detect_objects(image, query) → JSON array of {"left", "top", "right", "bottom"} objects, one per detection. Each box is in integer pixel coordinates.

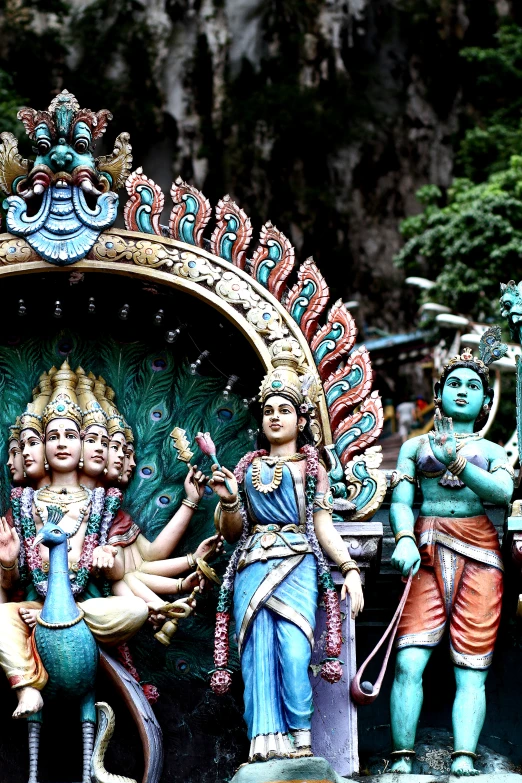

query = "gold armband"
[
  {"left": 395, "top": 530, "right": 416, "bottom": 544},
  {"left": 182, "top": 498, "right": 199, "bottom": 510},
  {"left": 390, "top": 471, "right": 416, "bottom": 489},
  {"left": 1, "top": 560, "right": 16, "bottom": 571},
  {"left": 491, "top": 463, "right": 515, "bottom": 479},
  {"left": 313, "top": 488, "right": 334, "bottom": 514},
  {"left": 186, "top": 552, "right": 196, "bottom": 569}
]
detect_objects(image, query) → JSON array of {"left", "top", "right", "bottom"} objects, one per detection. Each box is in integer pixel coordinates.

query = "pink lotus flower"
[
  {"left": 195, "top": 431, "right": 233, "bottom": 494},
  {"left": 195, "top": 431, "right": 216, "bottom": 457}
]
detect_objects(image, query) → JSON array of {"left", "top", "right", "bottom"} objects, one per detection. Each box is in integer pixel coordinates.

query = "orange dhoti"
[{"left": 396, "top": 516, "right": 503, "bottom": 670}]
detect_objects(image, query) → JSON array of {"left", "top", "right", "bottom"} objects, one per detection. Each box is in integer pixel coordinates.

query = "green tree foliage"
[
  {"left": 459, "top": 24, "right": 522, "bottom": 180},
  {"left": 395, "top": 24, "right": 522, "bottom": 319},
  {"left": 396, "top": 157, "right": 522, "bottom": 317}
]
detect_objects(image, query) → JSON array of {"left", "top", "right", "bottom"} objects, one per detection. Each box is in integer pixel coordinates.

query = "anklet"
[
  {"left": 451, "top": 751, "right": 478, "bottom": 759},
  {"left": 390, "top": 749, "right": 415, "bottom": 757}
]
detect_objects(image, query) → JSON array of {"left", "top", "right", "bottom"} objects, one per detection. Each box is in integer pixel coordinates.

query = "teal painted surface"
[{"left": 388, "top": 364, "right": 513, "bottom": 775}]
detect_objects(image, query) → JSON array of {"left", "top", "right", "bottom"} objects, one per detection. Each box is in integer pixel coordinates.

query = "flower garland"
[
  {"left": 210, "top": 444, "right": 344, "bottom": 694},
  {"left": 99, "top": 487, "right": 123, "bottom": 546},
  {"left": 18, "top": 486, "right": 106, "bottom": 597}
]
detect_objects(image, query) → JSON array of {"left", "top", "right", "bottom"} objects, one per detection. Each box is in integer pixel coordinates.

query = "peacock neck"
[{"left": 40, "top": 540, "right": 80, "bottom": 624}]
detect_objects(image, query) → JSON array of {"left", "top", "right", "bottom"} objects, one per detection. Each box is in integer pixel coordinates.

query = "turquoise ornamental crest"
[{"left": 0, "top": 90, "right": 132, "bottom": 266}]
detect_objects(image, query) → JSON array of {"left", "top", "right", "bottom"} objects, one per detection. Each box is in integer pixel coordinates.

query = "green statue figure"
[{"left": 388, "top": 332, "right": 513, "bottom": 776}]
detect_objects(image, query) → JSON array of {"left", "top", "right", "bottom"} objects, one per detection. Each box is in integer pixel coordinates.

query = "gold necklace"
[
  {"left": 251, "top": 454, "right": 305, "bottom": 494},
  {"left": 37, "top": 485, "right": 89, "bottom": 506}
]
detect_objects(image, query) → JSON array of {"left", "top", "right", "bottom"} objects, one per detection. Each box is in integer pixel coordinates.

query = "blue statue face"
[
  {"left": 441, "top": 368, "right": 487, "bottom": 423},
  {"left": 33, "top": 120, "right": 95, "bottom": 174}
]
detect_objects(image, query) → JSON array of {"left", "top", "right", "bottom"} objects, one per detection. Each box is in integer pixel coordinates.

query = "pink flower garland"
[
  {"left": 322, "top": 589, "right": 343, "bottom": 683},
  {"left": 210, "top": 612, "right": 232, "bottom": 694}
]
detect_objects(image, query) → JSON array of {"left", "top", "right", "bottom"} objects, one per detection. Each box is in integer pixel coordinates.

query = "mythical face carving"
[
  {"left": 500, "top": 280, "right": 522, "bottom": 341},
  {"left": 0, "top": 90, "right": 132, "bottom": 265}
]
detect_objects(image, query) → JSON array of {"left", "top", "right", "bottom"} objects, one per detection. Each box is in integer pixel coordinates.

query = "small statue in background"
[
  {"left": 388, "top": 330, "right": 513, "bottom": 776},
  {"left": 209, "top": 346, "right": 364, "bottom": 763}
]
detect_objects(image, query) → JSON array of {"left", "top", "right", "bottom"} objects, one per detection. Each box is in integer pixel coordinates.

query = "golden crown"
[
  {"left": 8, "top": 417, "right": 20, "bottom": 443},
  {"left": 259, "top": 342, "right": 319, "bottom": 412},
  {"left": 42, "top": 360, "right": 82, "bottom": 429},
  {"left": 76, "top": 367, "right": 108, "bottom": 431},
  {"left": 95, "top": 379, "right": 126, "bottom": 437}
]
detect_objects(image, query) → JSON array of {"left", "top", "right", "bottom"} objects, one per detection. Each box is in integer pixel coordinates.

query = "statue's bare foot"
[
  {"left": 19, "top": 608, "right": 40, "bottom": 628},
  {"left": 390, "top": 757, "right": 413, "bottom": 774},
  {"left": 451, "top": 756, "right": 479, "bottom": 776},
  {"left": 12, "top": 687, "right": 43, "bottom": 719}
]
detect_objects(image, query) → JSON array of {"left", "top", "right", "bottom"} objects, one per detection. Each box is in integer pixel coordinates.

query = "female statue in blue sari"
[{"left": 209, "top": 345, "right": 364, "bottom": 763}]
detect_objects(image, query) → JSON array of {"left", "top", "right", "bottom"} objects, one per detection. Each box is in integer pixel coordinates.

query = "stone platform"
[
  {"left": 358, "top": 776, "right": 522, "bottom": 783},
  {"left": 230, "top": 756, "right": 345, "bottom": 783}
]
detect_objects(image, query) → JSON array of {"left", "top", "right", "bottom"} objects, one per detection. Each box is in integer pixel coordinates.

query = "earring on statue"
[
  {"left": 103, "top": 467, "right": 108, "bottom": 475},
  {"left": 299, "top": 424, "right": 304, "bottom": 431},
  {"left": 78, "top": 446, "right": 84, "bottom": 470},
  {"left": 44, "top": 460, "right": 49, "bottom": 472}
]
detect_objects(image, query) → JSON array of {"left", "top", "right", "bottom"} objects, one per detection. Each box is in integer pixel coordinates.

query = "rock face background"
[{"left": 1, "top": 0, "right": 520, "bottom": 332}]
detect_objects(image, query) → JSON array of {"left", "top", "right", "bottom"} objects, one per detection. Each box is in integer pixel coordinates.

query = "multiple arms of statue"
[
  {"left": 0, "top": 516, "right": 20, "bottom": 588},
  {"left": 136, "top": 465, "right": 207, "bottom": 561},
  {"left": 209, "top": 464, "right": 241, "bottom": 542}
]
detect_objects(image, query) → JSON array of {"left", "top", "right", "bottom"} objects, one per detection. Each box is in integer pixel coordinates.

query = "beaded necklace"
[
  {"left": 17, "top": 486, "right": 105, "bottom": 596},
  {"left": 35, "top": 485, "right": 93, "bottom": 550}
]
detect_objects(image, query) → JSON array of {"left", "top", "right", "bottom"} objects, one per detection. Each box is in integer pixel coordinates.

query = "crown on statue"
[
  {"left": 442, "top": 347, "right": 488, "bottom": 379},
  {"left": 95, "top": 379, "right": 126, "bottom": 437},
  {"left": 42, "top": 360, "right": 82, "bottom": 429},
  {"left": 259, "top": 342, "right": 319, "bottom": 413},
  {"left": 19, "top": 373, "right": 53, "bottom": 436},
  {"left": 76, "top": 367, "right": 108, "bottom": 431},
  {"left": 8, "top": 417, "right": 20, "bottom": 443}
]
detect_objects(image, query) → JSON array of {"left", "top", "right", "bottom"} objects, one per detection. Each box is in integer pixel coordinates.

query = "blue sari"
[{"left": 234, "top": 459, "right": 318, "bottom": 761}]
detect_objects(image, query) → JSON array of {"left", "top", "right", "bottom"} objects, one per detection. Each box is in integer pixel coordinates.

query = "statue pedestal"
[{"left": 230, "top": 756, "right": 345, "bottom": 783}]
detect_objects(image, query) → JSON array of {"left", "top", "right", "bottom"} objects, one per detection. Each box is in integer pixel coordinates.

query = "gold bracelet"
[
  {"left": 395, "top": 530, "right": 416, "bottom": 544},
  {"left": 186, "top": 552, "right": 196, "bottom": 569},
  {"left": 177, "top": 577, "right": 184, "bottom": 593},
  {"left": 339, "top": 560, "right": 360, "bottom": 576},
  {"left": 448, "top": 455, "right": 467, "bottom": 476},
  {"left": 182, "top": 498, "right": 199, "bottom": 510},
  {"left": 220, "top": 497, "right": 240, "bottom": 513},
  {"left": 1, "top": 560, "right": 17, "bottom": 571}
]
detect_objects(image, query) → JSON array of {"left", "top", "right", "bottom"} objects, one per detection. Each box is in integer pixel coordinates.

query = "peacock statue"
[{"left": 30, "top": 504, "right": 137, "bottom": 783}]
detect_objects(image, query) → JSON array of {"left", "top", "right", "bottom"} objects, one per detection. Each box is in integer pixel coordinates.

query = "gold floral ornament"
[
  {"left": 0, "top": 236, "right": 39, "bottom": 264},
  {"left": 96, "top": 132, "right": 133, "bottom": 191},
  {"left": 91, "top": 234, "right": 180, "bottom": 268},
  {"left": 172, "top": 252, "right": 221, "bottom": 285},
  {"left": 0, "top": 132, "right": 29, "bottom": 195},
  {"left": 216, "top": 271, "right": 286, "bottom": 340}
]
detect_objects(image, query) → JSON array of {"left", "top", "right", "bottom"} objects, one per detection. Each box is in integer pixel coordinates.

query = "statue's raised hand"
[
  {"left": 184, "top": 464, "right": 208, "bottom": 503},
  {"left": 209, "top": 464, "right": 238, "bottom": 502},
  {"left": 0, "top": 516, "right": 20, "bottom": 568},
  {"left": 428, "top": 409, "right": 457, "bottom": 467}
]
